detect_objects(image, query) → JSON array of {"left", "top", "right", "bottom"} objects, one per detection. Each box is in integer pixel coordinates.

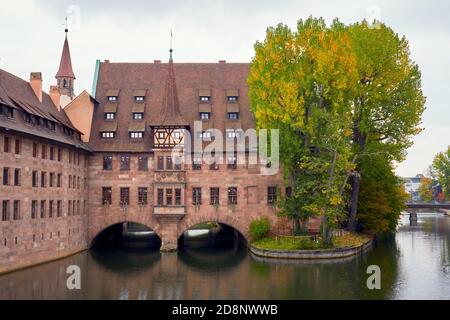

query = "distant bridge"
[{"left": 405, "top": 202, "right": 450, "bottom": 221}]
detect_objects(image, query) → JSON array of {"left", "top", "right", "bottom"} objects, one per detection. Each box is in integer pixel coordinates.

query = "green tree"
[
  {"left": 418, "top": 176, "right": 433, "bottom": 202},
  {"left": 431, "top": 146, "right": 450, "bottom": 200},
  {"left": 346, "top": 21, "right": 426, "bottom": 231},
  {"left": 248, "top": 17, "right": 356, "bottom": 244},
  {"left": 358, "top": 154, "right": 407, "bottom": 234}
]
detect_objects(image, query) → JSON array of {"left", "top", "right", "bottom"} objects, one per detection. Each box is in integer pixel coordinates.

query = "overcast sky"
[{"left": 0, "top": 0, "right": 449, "bottom": 177}]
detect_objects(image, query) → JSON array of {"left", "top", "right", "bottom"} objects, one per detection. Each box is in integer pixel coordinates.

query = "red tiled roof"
[
  {"left": 149, "top": 54, "right": 189, "bottom": 127},
  {"left": 89, "top": 60, "right": 251, "bottom": 152},
  {"left": 55, "top": 36, "right": 75, "bottom": 79},
  {"left": 0, "top": 69, "right": 89, "bottom": 150}
]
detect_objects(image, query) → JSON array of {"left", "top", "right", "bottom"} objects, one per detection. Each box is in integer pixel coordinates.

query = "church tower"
[{"left": 55, "top": 27, "right": 76, "bottom": 107}]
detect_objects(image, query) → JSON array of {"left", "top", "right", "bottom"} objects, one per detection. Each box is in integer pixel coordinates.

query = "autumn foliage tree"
[
  {"left": 248, "top": 18, "right": 357, "bottom": 244},
  {"left": 346, "top": 21, "right": 426, "bottom": 230},
  {"left": 248, "top": 17, "right": 425, "bottom": 237}
]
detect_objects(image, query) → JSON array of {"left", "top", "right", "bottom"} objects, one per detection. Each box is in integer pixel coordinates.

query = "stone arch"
[
  {"left": 177, "top": 213, "right": 249, "bottom": 242},
  {"left": 89, "top": 220, "right": 162, "bottom": 247}
]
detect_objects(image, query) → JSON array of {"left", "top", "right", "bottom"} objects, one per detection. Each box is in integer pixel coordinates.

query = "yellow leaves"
[{"left": 329, "top": 196, "right": 343, "bottom": 206}]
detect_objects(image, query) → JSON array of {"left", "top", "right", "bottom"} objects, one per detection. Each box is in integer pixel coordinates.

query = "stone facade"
[
  {"left": 86, "top": 150, "right": 286, "bottom": 251},
  {"left": 0, "top": 132, "right": 89, "bottom": 274}
]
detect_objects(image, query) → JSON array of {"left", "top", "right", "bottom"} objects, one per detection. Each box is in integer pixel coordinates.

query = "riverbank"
[{"left": 249, "top": 233, "right": 373, "bottom": 259}]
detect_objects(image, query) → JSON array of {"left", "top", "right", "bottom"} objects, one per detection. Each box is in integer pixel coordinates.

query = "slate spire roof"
[
  {"left": 150, "top": 49, "right": 189, "bottom": 127},
  {"left": 55, "top": 30, "right": 76, "bottom": 79}
]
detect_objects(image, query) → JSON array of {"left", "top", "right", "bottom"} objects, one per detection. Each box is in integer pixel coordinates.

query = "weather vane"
[
  {"left": 169, "top": 30, "right": 173, "bottom": 59},
  {"left": 64, "top": 16, "right": 68, "bottom": 34}
]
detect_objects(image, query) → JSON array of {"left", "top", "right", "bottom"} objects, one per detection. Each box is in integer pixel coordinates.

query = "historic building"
[
  {"left": 0, "top": 31, "right": 90, "bottom": 273},
  {"left": 0, "top": 30, "right": 311, "bottom": 274}
]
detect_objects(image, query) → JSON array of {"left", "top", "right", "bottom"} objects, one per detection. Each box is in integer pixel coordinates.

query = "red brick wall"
[{"left": 86, "top": 151, "right": 286, "bottom": 248}]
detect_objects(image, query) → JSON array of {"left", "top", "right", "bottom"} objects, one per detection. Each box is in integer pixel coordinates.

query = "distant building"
[{"left": 403, "top": 174, "right": 424, "bottom": 201}]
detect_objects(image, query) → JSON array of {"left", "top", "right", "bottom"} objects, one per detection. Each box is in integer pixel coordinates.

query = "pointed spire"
[
  {"left": 55, "top": 28, "right": 75, "bottom": 79},
  {"left": 151, "top": 47, "right": 188, "bottom": 127}
]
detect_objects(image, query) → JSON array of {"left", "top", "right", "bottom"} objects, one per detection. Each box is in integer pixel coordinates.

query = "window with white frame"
[
  {"left": 105, "top": 113, "right": 115, "bottom": 120},
  {"left": 135, "top": 96, "right": 145, "bottom": 102},
  {"left": 228, "top": 112, "right": 239, "bottom": 120},
  {"left": 133, "top": 112, "right": 143, "bottom": 120},
  {"left": 101, "top": 132, "right": 115, "bottom": 138},
  {"left": 200, "top": 131, "right": 211, "bottom": 141},
  {"left": 199, "top": 96, "right": 210, "bottom": 102},
  {"left": 227, "top": 96, "right": 238, "bottom": 102},
  {"left": 200, "top": 112, "right": 210, "bottom": 120},
  {"left": 130, "top": 132, "right": 143, "bottom": 139},
  {"left": 107, "top": 96, "right": 118, "bottom": 101}
]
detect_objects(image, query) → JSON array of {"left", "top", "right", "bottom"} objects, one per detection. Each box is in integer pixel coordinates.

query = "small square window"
[
  {"left": 101, "top": 132, "right": 115, "bottom": 139},
  {"left": 228, "top": 112, "right": 239, "bottom": 120},
  {"left": 199, "top": 96, "right": 210, "bottom": 102},
  {"left": 133, "top": 113, "right": 143, "bottom": 120},
  {"left": 227, "top": 96, "right": 238, "bottom": 102},
  {"left": 108, "top": 96, "right": 118, "bottom": 101},
  {"left": 200, "top": 112, "right": 210, "bottom": 120},
  {"left": 130, "top": 132, "right": 143, "bottom": 139},
  {"left": 135, "top": 96, "right": 145, "bottom": 102},
  {"left": 105, "top": 113, "right": 115, "bottom": 120},
  {"left": 200, "top": 131, "right": 211, "bottom": 141}
]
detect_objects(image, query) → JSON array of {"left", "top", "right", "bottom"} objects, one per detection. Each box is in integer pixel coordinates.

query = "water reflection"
[{"left": 0, "top": 214, "right": 449, "bottom": 299}]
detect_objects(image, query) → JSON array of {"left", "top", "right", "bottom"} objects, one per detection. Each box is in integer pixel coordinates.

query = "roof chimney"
[
  {"left": 30, "top": 72, "right": 43, "bottom": 102},
  {"left": 49, "top": 85, "right": 61, "bottom": 111}
]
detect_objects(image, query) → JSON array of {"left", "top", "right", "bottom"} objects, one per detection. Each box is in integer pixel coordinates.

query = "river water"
[{"left": 1, "top": 214, "right": 449, "bottom": 299}]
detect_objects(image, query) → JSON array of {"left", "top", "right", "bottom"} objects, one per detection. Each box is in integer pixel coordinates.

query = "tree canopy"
[{"left": 248, "top": 17, "right": 425, "bottom": 237}]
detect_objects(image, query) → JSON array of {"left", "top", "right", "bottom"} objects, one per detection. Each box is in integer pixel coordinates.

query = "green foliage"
[
  {"left": 348, "top": 21, "right": 426, "bottom": 161},
  {"left": 248, "top": 17, "right": 426, "bottom": 237},
  {"left": 431, "top": 146, "right": 450, "bottom": 200},
  {"left": 418, "top": 177, "right": 433, "bottom": 202},
  {"left": 252, "top": 233, "right": 369, "bottom": 250},
  {"left": 357, "top": 155, "right": 408, "bottom": 234},
  {"left": 253, "top": 237, "right": 322, "bottom": 250},
  {"left": 249, "top": 218, "right": 271, "bottom": 242},
  {"left": 248, "top": 17, "right": 356, "bottom": 243}
]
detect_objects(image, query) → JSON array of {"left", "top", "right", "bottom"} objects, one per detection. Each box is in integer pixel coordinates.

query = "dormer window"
[
  {"left": 133, "top": 112, "right": 143, "bottom": 120},
  {"left": 133, "top": 90, "right": 146, "bottom": 102},
  {"left": 198, "top": 89, "right": 211, "bottom": 102},
  {"left": 200, "top": 131, "right": 211, "bottom": 141},
  {"left": 0, "top": 104, "right": 14, "bottom": 118},
  {"left": 228, "top": 112, "right": 239, "bottom": 120},
  {"left": 228, "top": 96, "right": 238, "bottom": 102},
  {"left": 200, "top": 112, "right": 210, "bottom": 120},
  {"left": 105, "top": 113, "right": 115, "bottom": 120},
  {"left": 226, "top": 130, "right": 242, "bottom": 139},
  {"left": 101, "top": 132, "right": 115, "bottom": 139},
  {"left": 106, "top": 89, "right": 120, "bottom": 101},
  {"left": 130, "top": 132, "right": 143, "bottom": 139}
]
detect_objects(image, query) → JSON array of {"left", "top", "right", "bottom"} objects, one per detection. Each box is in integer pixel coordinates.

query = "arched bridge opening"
[
  {"left": 91, "top": 222, "right": 161, "bottom": 250},
  {"left": 178, "top": 221, "right": 247, "bottom": 251}
]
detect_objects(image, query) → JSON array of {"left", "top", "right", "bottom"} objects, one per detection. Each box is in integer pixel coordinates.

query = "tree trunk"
[
  {"left": 322, "top": 216, "right": 332, "bottom": 246},
  {"left": 348, "top": 172, "right": 361, "bottom": 232},
  {"left": 293, "top": 218, "right": 301, "bottom": 235}
]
